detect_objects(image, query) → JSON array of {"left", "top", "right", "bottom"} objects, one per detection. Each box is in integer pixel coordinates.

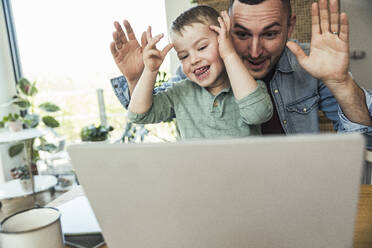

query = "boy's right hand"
[
  {"left": 209, "top": 11, "right": 237, "bottom": 60},
  {"left": 143, "top": 26, "right": 174, "bottom": 73}
]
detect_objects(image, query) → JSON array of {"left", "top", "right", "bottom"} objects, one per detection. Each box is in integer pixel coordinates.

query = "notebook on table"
[
  {"left": 67, "top": 133, "right": 365, "bottom": 248},
  {"left": 57, "top": 196, "right": 105, "bottom": 248}
]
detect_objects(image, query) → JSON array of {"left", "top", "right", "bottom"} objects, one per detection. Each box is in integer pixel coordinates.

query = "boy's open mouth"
[{"left": 194, "top": 65, "right": 210, "bottom": 80}]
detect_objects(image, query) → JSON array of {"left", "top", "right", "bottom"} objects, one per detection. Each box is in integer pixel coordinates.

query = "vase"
[
  {"left": 20, "top": 178, "right": 32, "bottom": 191},
  {"left": 8, "top": 121, "right": 23, "bottom": 132}
]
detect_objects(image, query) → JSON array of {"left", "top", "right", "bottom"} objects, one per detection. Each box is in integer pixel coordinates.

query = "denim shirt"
[{"left": 111, "top": 42, "right": 372, "bottom": 146}]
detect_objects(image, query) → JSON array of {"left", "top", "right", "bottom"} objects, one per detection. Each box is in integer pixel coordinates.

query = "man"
[{"left": 109, "top": 0, "right": 371, "bottom": 142}]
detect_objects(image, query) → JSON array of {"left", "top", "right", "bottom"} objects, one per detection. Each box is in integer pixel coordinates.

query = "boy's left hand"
[
  {"left": 209, "top": 11, "right": 236, "bottom": 60},
  {"left": 143, "top": 26, "right": 174, "bottom": 73}
]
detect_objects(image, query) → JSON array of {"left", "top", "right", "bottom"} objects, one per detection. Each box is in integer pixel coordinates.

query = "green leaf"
[
  {"left": 42, "top": 116, "right": 60, "bottom": 128},
  {"left": 18, "top": 78, "right": 33, "bottom": 96},
  {"left": 23, "top": 114, "right": 40, "bottom": 128},
  {"left": 12, "top": 97, "right": 31, "bottom": 109},
  {"left": 35, "top": 143, "right": 58, "bottom": 153},
  {"left": 8, "top": 143, "right": 24, "bottom": 157},
  {"left": 39, "top": 102, "right": 60, "bottom": 112},
  {"left": 32, "top": 150, "right": 40, "bottom": 163},
  {"left": 29, "top": 81, "right": 38, "bottom": 96},
  {"left": 38, "top": 136, "right": 47, "bottom": 144}
]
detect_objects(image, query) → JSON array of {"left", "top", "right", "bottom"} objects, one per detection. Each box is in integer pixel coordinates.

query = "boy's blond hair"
[{"left": 171, "top": 5, "right": 220, "bottom": 35}]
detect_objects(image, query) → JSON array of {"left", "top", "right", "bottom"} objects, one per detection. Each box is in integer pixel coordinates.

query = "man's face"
[
  {"left": 230, "top": 0, "right": 295, "bottom": 79},
  {"left": 172, "top": 23, "right": 228, "bottom": 95}
]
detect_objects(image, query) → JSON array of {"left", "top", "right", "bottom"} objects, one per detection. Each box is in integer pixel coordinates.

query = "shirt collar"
[{"left": 276, "top": 46, "right": 294, "bottom": 73}]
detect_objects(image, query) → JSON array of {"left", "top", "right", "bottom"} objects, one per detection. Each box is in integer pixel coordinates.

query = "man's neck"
[{"left": 262, "top": 68, "right": 276, "bottom": 85}]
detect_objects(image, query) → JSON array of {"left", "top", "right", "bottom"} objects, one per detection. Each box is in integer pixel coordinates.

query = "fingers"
[
  {"left": 161, "top": 43, "right": 174, "bottom": 58},
  {"left": 311, "top": 2, "right": 320, "bottom": 36},
  {"left": 146, "top": 26, "right": 153, "bottom": 43},
  {"left": 286, "top": 41, "right": 307, "bottom": 62},
  {"left": 217, "top": 16, "right": 226, "bottom": 33},
  {"left": 318, "top": 0, "right": 330, "bottom": 34},
  {"left": 339, "top": 12, "right": 349, "bottom": 42},
  {"left": 110, "top": 42, "right": 119, "bottom": 57},
  {"left": 123, "top": 20, "right": 137, "bottom": 41},
  {"left": 146, "top": 49, "right": 161, "bottom": 58},
  {"left": 210, "top": 11, "right": 230, "bottom": 36},
  {"left": 220, "top": 11, "right": 230, "bottom": 32},
  {"left": 113, "top": 21, "right": 128, "bottom": 44},
  {"left": 329, "top": 0, "right": 339, "bottom": 34},
  {"left": 209, "top": 25, "right": 221, "bottom": 34},
  {"left": 145, "top": 32, "right": 164, "bottom": 50},
  {"left": 141, "top": 31, "right": 147, "bottom": 48},
  {"left": 144, "top": 27, "right": 171, "bottom": 60},
  {"left": 312, "top": 0, "right": 343, "bottom": 37}
]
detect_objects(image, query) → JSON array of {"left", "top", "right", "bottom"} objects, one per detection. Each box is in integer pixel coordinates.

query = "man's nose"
[{"left": 249, "top": 37, "right": 263, "bottom": 59}]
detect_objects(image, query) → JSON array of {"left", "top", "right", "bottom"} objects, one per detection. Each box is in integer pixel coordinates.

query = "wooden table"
[
  {"left": 354, "top": 184, "right": 372, "bottom": 248},
  {"left": 63, "top": 185, "right": 372, "bottom": 248}
]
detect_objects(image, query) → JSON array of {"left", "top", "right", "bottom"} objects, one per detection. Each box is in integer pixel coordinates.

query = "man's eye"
[
  {"left": 263, "top": 32, "right": 278, "bottom": 39},
  {"left": 234, "top": 31, "right": 250, "bottom": 40},
  {"left": 198, "top": 45, "right": 207, "bottom": 51}
]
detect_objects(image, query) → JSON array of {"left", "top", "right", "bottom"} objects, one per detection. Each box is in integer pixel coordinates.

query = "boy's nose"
[{"left": 190, "top": 54, "right": 201, "bottom": 65}]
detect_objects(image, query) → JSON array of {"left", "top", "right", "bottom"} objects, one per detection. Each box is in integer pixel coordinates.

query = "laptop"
[{"left": 67, "top": 133, "right": 365, "bottom": 248}]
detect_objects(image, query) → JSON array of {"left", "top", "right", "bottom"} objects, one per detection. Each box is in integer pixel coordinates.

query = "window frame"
[{"left": 1, "top": 0, "right": 22, "bottom": 82}]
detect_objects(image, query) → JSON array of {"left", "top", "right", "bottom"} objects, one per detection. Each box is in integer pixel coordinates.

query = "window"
[{"left": 9, "top": 0, "right": 175, "bottom": 143}]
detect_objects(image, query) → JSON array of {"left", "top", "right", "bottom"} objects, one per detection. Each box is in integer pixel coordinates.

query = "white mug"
[{"left": 0, "top": 207, "right": 64, "bottom": 248}]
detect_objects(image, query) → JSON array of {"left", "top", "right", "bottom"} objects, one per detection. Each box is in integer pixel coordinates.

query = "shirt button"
[
  {"left": 283, "top": 120, "right": 287, "bottom": 124},
  {"left": 303, "top": 108, "right": 307, "bottom": 112},
  {"left": 213, "top": 102, "right": 218, "bottom": 107},
  {"left": 274, "top": 89, "right": 279, "bottom": 94}
]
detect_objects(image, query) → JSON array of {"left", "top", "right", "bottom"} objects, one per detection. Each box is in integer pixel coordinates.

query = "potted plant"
[
  {"left": 6, "top": 77, "right": 62, "bottom": 175},
  {"left": 80, "top": 124, "right": 114, "bottom": 142},
  {"left": 1, "top": 113, "right": 22, "bottom": 132},
  {"left": 10, "top": 165, "right": 32, "bottom": 190}
]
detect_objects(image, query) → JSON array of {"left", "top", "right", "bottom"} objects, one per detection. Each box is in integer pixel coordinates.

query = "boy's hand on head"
[
  {"left": 209, "top": 11, "right": 236, "bottom": 60},
  {"left": 143, "top": 26, "right": 174, "bottom": 73}
]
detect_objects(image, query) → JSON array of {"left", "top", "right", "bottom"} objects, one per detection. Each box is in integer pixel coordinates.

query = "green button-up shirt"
[{"left": 128, "top": 79, "right": 273, "bottom": 140}]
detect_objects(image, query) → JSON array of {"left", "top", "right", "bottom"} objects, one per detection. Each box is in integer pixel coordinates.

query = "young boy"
[{"left": 128, "top": 5, "right": 273, "bottom": 140}]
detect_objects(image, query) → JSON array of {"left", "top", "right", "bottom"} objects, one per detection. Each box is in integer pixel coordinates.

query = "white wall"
[
  {"left": 164, "top": 0, "right": 194, "bottom": 75},
  {"left": 0, "top": 0, "right": 18, "bottom": 183},
  {"left": 341, "top": 0, "right": 372, "bottom": 90}
]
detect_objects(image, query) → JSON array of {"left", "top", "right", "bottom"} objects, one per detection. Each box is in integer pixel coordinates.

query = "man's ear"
[{"left": 287, "top": 14, "right": 296, "bottom": 39}]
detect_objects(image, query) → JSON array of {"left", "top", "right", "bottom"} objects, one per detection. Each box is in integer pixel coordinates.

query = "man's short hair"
[
  {"left": 171, "top": 5, "right": 220, "bottom": 35},
  {"left": 229, "top": 0, "right": 292, "bottom": 22}
]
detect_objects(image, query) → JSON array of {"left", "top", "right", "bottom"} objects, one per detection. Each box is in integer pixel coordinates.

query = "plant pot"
[
  {"left": 8, "top": 121, "right": 23, "bottom": 132},
  {"left": 20, "top": 179, "right": 32, "bottom": 191}
]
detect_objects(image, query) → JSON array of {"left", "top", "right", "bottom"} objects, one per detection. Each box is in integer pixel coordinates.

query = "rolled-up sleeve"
[
  {"left": 338, "top": 88, "right": 372, "bottom": 132},
  {"left": 111, "top": 65, "right": 187, "bottom": 109},
  {"left": 337, "top": 88, "right": 372, "bottom": 149},
  {"left": 127, "top": 89, "right": 176, "bottom": 124},
  {"left": 236, "top": 80, "right": 273, "bottom": 125}
]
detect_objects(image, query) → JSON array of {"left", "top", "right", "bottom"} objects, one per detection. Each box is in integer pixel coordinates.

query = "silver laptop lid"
[{"left": 68, "top": 133, "right": 364, "bottom": 248}]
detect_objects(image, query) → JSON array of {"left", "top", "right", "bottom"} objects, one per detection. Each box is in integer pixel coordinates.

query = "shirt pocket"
[{"left": 285, "top": 93, "right": 320, "bottom": 115}]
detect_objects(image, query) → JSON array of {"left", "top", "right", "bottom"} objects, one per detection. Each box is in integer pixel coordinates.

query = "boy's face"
[{"left": 172, "top": 22, "right": 227, "bottom": 94}]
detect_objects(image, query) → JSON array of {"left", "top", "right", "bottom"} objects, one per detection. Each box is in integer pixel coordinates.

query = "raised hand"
[
  {"left": 287, "top": 0, "right": 350, "bottom": 87},
  {"left": 142, "top": 27, "right": 174, "bottom": 73},
  {"left": 110, "top": 20, "right": 147, "bottom": 83},
  {"left": 209, "top": 11, "right": 236, "bottom": 60}
]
